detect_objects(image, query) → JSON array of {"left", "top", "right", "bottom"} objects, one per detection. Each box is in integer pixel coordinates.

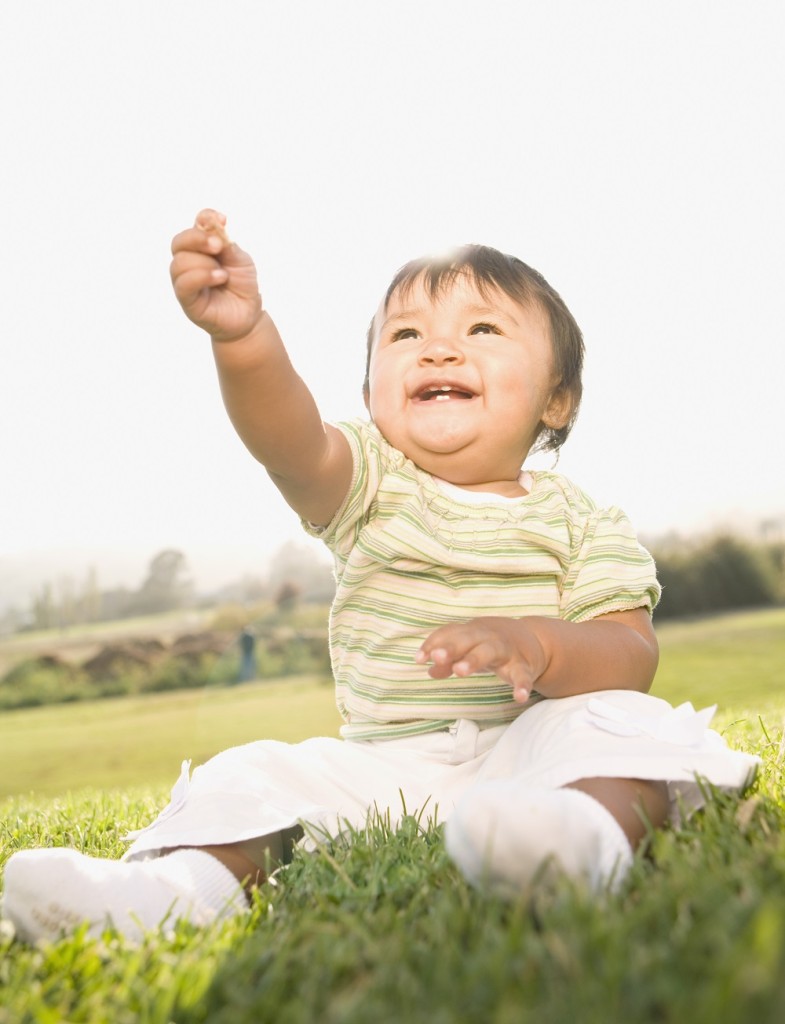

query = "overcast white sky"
[{"left": 1, "top": 0, "right": 784, "bottom": 606}]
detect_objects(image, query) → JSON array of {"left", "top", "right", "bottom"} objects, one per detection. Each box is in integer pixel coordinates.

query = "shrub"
[
  {"left": 0, "top": 656, "right": 91, "bottom": 710},
  {"left": 654, "top": 534, "right": 780, "bottom": 619}
]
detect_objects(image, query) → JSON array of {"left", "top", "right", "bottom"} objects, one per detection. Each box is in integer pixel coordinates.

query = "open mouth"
[{"left": 413, "top": 384, "right": 476, "bottom": 402}]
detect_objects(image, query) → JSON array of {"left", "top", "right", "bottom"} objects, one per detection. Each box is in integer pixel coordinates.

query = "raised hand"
[{"left": 170, "top": 209, "right": 263, "bottom": 343}]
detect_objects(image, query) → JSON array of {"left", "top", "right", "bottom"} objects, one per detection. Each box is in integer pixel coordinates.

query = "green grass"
[
  {"left": 652, "top": 606, "right": 785, "bottom": 715},
  {"left": 1, "top": 609, "right": 784, "bottom": 1022},
  {"left": 0, "top": 676, "right": 342, "bottom": 799}
]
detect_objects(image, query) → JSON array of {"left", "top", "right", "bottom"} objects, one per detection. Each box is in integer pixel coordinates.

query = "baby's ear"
[
  {"left": 363, "top": 383, "right": 372, "bottom": 414},
  {"left": 542, "top": 388, "right": 573, "bottom": 429}
]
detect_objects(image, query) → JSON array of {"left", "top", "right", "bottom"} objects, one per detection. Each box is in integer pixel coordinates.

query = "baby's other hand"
[
  {"left": 170, "top": 209, "right": 263, "bottom": 343},
  {"left": 416, "top": 617, "right": 547, "bottom": 702}
]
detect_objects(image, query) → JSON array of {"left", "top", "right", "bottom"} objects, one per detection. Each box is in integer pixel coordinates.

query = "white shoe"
[
  {"left": 446, "top": 783, "right": 633, "bottom": 896},
  {"left": 1, "top": 847, "right": 247, "bottom": 943}
]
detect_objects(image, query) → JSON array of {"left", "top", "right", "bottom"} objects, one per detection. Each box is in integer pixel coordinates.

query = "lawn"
[
  {"left": 1, "top": 608, "right": 784, "bottom": 1023},
  {"left": 652, "top": 606, "right": 785, "bottom": 715},
  {"left": 0, "top": 676, "right": 342, "bottom": 800}
]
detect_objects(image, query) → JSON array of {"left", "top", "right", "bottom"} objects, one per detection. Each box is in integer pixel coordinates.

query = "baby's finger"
[
  {"left": 414, "top": 646, "right": 451, "bottom": 679},
  {"left": 170, "top": 264, "right": 228, "bottom": 306},
  {"left": 490, "top": 659, "right": 532, "bottom": 696},
  {"left": 418, "top": 638, "right": 498, "bottom": 679},
  {"left": 170, "top": 243, "right": 223, "bottom": 277},
  {"left": 417, "top": 623, "right": 477, "bottom": 659},
  {"left": 171, "top": 225, "right": 225, "bottom": 258},
  {"left": 448, "top": 639, "right": 506, "bottom": 677},
  {"left": 170, "top": 248, "right": 221, "bottom": 277},
  {"left": 450, "top": 651, "right": 533, "bottom": 703}
]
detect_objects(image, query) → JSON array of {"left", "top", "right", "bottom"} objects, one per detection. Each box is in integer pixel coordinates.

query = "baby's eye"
[
  {"left": 469, "top": 322, "right": 500, "bottom": 336},
  {"left": 391, "top": 328, "right": 419, "bottom": 341}
]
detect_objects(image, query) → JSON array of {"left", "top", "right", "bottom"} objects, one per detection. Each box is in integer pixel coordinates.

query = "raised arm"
[{"left": 170, "top": 211, "right": 352, "bottom": 525}]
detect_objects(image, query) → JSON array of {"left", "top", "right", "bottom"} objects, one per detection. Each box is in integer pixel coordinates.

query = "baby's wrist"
[
  {"left": 515, "top": 617, "right": 550, "bottom": 686},
  {"left": 209, "top": 311, "right": 284, "bottom": 374},
  {"left": 210, "top": 310, "right": 269, "bottom": 348}
]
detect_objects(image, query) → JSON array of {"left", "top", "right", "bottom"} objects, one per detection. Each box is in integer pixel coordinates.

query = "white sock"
[
  {"left": 1, "top": 847, "right": 248, "bottom": 943},
  {"left": 446, "top": 783, "right": 633, "bottom": 896}
]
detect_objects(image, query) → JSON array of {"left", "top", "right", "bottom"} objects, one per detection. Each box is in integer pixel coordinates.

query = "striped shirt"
[{"left": 305, "top": 420, "right": 660, "bottom": 741}]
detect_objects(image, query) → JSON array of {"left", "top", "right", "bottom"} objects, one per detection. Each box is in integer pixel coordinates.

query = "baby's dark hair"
[{"left": 363, "top": 244, "right": 585, "bottom": 454}]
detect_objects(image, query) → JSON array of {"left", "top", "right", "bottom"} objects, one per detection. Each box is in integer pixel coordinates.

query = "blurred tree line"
[
  {"left": 18, "top": 542, "right": 335, "bottom": 634},
  {"left": 651, "top": 533, "right": 784, "bottom": 619},
  {"left": 7, "top": 532, "right": 785, "bottom": 635},
  {"left": 26, "top": 548, "right": 195, "bottom": 631}
]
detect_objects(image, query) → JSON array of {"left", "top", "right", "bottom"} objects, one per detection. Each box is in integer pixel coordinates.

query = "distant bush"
[
  {"left": 0, "top": 656, "right": 90, "bottom": 710},
  {"left": 209, "top": 602, "right": 273, "bottom": 632},
  {"left": 653, "top": 535, "right": 784, "bottom": 619},
  {"left": 141, "top": 652, "right": 228, "bottom": 694},
  {"left": 0, "top": 625, "right": 331, "bottom": 712}
]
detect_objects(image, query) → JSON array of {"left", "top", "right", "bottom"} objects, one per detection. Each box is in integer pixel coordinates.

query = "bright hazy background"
[{"left": 2, "top": 0, "right": 784, "bottom": 612}]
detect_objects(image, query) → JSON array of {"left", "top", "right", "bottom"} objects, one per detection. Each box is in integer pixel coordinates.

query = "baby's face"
[{"left": 366, "top": 273, "right": 568, "bottom": 493}]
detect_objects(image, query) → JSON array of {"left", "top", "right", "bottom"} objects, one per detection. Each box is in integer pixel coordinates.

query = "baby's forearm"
[
  {"left": 418, "top": 608, "right": 658, "bottom": 701},
  {"left": 212, "top": 312, "right": 326, "bottom": 477},
  {"left": 526, "top": 612, "right": 659, "bottom": 698},
  {"left": 211, "top": 313, "right": 353, "bottom": 525}
]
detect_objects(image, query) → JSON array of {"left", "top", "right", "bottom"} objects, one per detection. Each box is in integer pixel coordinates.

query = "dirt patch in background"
[{"left": 0, "top": 610, "right": 213, "bottom": 677}]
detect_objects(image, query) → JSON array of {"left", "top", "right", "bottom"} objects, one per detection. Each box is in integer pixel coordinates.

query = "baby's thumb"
[{"left": 218, "top": 237, "right": 254, "bottom": 270}]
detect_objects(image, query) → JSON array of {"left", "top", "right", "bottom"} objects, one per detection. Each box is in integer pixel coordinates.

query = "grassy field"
[
  {"left": 0, "top": 676, "right": 342, "bottom": 800},
  {"left": 1, "top": 608, "right": 784, "bottom": 1022},
  {"left": 652, "top": 606, "right": 785, "bottom": 714}
]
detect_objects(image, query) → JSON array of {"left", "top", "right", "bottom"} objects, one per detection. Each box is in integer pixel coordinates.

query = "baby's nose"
[{"left": 418, "top": 337, "right": 464, "bottom": 363}]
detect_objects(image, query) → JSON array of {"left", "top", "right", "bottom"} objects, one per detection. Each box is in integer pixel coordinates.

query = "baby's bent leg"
[
  {"left": 565, "top": 776, "right": 669, "bottom": 847},
  {"left": 445, "top": 775, "right": 669, "bottom": 896},
  {"left": 187, "top": 825, "right": 305, "bottom": 895}
]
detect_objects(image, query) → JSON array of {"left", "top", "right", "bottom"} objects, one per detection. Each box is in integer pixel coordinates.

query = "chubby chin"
[{"left": 372, "top": 404, "right": 476, "bottom": 462}]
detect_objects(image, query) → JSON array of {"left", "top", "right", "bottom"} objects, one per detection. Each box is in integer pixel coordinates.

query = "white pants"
[{"left": 125, "top": 690, "right": 758, "bottom": 860}]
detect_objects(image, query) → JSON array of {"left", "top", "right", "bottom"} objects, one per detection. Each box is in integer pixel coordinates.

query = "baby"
[{"left": 1, "top": 212, "right": 758, "bottom": 942}]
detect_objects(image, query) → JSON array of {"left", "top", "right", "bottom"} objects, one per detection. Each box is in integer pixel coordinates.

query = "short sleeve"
[
  {"left": 301, "top": 419, "right": 404, "bottom": 558},
  {"left": 559, "top": 505, "right": 661, "bottom": 622}
]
